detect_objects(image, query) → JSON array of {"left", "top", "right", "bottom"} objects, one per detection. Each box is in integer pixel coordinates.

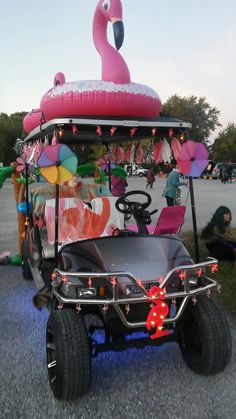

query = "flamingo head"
[
  {"left": 98, "top": 0, "right": 124, "bottom": 50},
  {"left": 53, "top": 72, "right": 66, "bottom": 87}
]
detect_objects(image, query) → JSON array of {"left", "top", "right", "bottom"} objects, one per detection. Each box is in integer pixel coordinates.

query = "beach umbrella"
[
  {"left": 37, "top": 144, "right": 78, "bottom": 184},
  {"left": 177, "top": 140, "right": 209, "bottom": 262}
]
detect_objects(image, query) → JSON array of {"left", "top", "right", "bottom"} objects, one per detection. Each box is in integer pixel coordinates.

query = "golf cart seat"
[
  {"left": 127, "top": 205, "right": 186, "bottom": 236},
  {"left": 45, "top": 196, "right": 125, "bottom": 245},
  {"left": 153, "top": 205, "right": 186, "bottom": 235}
]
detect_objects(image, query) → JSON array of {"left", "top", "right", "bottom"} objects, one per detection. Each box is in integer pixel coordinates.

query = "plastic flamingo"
[
  {"left": 24, "top": 0, "right": 162, "bottom": 132},
  {"left": 93, "top": 0, "right": 130, "bottom": 83},
  {"left": 146, "top": 286, "right": 170, "bottom": 340}
]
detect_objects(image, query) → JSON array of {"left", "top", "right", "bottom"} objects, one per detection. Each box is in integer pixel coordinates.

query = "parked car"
[
  {"left": 212, "top": 162, "right": 236, "bottom": 179},
  {"left": 124, "top": 164, "right": 148, "bottom": 176}
]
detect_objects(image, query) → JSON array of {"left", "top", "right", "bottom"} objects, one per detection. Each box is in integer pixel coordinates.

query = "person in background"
[
  {"left": 163, "top": 164, "right": 188, "bottom": 206},
  {"left": 111, "top": 166, "right": 128, "bottom": 197},
  {"left": 146, "top": 167, "right": 155, "bottom": 188},
  {"left": 201, "top": 206, "right": 236, "bottom": 266}
]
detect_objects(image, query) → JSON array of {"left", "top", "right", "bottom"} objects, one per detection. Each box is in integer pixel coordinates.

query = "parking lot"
[{"left": 0, "top": 177, "right": 236, "bottom": 419}]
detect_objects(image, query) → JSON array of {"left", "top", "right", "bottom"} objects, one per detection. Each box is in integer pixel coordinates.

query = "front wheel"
[
  {"left": 46, "top": 309, "right": 91, "bottom": 401},
  {"left": 177, "top": 295, "right": 232, "bottom": 375}
]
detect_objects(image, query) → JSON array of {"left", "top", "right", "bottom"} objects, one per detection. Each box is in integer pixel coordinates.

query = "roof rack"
[{"left": 22, "top": 116, "right": 192, "bottom": 144}]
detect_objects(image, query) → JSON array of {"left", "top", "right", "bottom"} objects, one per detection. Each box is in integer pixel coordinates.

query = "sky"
[{"left": 0, "top": 0, "right": 236, "bottom": 140}]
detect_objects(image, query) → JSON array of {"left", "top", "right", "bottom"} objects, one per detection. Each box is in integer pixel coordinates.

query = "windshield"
[{"left": 60, "top": 235, "right": 193, "bottom": 281}]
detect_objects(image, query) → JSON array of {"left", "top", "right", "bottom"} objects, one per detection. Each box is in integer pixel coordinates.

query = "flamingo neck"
[{"left": 93, "top": 8, "right": 131, "bottom": 84}]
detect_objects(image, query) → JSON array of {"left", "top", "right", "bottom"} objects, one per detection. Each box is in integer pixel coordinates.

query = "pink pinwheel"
[
  {"left": 98, "top": 154, "right": 116, "bottom": 171},
  {"left": 16, "top": 157, "right": 34, "bottom": 174},
  {"left": 177, "top": 140, "right": 209, "bottom": 177}
]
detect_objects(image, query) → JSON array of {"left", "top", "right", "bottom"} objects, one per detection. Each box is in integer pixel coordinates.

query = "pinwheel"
[
  {"left": 177, "top": 140, "right": 209, "bottom": 262},
  {"left": 177, "top": 140, "right": 208, "bottom": 177},
  {"left": 98, "top": 154, "right": 116, "bottom": 171},
  {"left": 37, "top": 144, "right": 78, "bottom": 184},
  {"left": 16, "top": 157, "right": 34, "bottom": 174}
]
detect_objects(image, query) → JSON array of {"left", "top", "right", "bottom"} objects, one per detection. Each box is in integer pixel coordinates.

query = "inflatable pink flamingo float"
[{"left": 23, "top": 0, "right": 162, "bottom": 133}]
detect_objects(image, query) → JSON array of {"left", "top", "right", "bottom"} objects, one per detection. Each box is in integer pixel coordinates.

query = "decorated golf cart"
[{"left": 17, "top": 0, "right": 231, "bottom": 401}]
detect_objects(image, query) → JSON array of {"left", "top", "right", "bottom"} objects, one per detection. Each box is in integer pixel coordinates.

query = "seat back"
[{"left": 153, "top": 205, "right": 186, "bottom": 235}]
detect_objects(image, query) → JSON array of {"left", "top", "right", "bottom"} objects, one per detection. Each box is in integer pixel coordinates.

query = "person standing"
[
  {"left": 146, "top": 168, "right": 155, "bottom": 188},
  {"left": 111, "top": 166, "right": 128, "bottom": 197},
  {"left": 163, "top": 164, "right": 188, "bottom": 206}
]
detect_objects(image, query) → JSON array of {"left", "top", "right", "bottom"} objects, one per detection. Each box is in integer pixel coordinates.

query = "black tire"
[
  {"left": 177, "top": 295, "right": 232, "bottom": 375},
  {"left": 46, "top": 309, "right": 91, "bottom": 401},
  {"left": 22, "top": 239, "right": 32, "bottom": 280}
]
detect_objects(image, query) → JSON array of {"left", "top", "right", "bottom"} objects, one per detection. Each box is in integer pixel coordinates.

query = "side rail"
[{"left": 51, "top": 258, "right": 219, "bottom": 329}]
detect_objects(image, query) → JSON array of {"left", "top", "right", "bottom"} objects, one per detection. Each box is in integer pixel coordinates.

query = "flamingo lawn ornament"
[{"left": 23, "top": 0, "right": 162, "bottom": 133}]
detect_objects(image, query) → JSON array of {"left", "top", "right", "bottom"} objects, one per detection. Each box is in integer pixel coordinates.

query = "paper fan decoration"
[
  {"left": 177, "top": 140, "right": 209, "bottom": 177},
  {"left": 37, "top": 144, "right": 78, "bottom": 184}
]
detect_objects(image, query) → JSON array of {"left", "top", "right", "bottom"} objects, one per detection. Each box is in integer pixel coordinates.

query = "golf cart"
[{"left": 19, "top": 117, "right": 232, "bottom": 401}]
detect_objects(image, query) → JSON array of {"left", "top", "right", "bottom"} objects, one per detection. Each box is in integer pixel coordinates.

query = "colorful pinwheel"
[
  {"left": 37, "top": 144, "right": 78, "bottom": 184},
  {"left": 16, "top": 157, "right": 34, "bottom": 174}
]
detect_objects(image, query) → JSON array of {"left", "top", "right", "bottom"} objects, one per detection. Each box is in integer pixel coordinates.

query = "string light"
[
  {"left": 130, "top": 127, "right": 137, "bottom": 137},
  {"left": 96, "top": 126, "right": 102, "bottom": 136},
  {"left": 58, "top": 127, "right": 64, "bottom": 137},
  {"left": 72, "top": 125, "right": 78, "bottom": 135},
  {"left": 168, "top": 129, "right": 174, "bottom": 138},
  {"left": 110, "top": 127, "right": 117, "bottom": 136},
  {"left": 210, "top": 263, "right": 218, "bottom": 273}
]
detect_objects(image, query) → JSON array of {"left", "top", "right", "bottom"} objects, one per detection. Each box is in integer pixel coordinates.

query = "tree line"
[{"left": 0, "top": 95, "right": 235, "bottom": 165}]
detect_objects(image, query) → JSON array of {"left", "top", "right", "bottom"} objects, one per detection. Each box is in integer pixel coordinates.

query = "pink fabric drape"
[
  {"left": 125, "top": 143, "right": 132, "bottom": 162},
  {"left": 135, "top": 142, "right": 143, "bottom": 164},
  {"left": 153, "top": 141, "right": 163, "bottom": 163},
  {"left": 171, "top": 137, "right": 182, "bottom": 161}
]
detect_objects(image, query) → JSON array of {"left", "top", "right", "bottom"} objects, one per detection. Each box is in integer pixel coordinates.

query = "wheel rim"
[{"left": 46, "top": 324, "right": 57, "bottom": 388}]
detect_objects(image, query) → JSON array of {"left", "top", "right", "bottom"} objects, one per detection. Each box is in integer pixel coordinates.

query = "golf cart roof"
[{"left": 22, "top": 116, "right": 192, "bottom": 145}]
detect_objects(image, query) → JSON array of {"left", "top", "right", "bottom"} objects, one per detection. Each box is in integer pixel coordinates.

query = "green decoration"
[
  {"left": 0, "top": 167, "right": 14, "bottom": 189},
  {"left": 111, "top": 166, "right": 128, "bottom": 179},
  {"left": 9, "top": 254, "right": 22, "bottom": 266},
  {"left": 77, "top": 163, "right": 96, "bottom": 176}
]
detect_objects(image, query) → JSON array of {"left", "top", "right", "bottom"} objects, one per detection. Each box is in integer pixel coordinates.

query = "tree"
[
  {"left": 210, "top": 123, "right": 236, "bottom": 162},
  {"left": 163, "top": 95, "right": 221, "bottom": 143},
  {"left": 0, "top": 113, "right": 27, "bottom": 165}
]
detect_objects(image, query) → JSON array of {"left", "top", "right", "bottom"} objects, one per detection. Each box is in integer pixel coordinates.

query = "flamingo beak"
[{"left": 112, "top": 18, "right": 124, "bottom": 50}]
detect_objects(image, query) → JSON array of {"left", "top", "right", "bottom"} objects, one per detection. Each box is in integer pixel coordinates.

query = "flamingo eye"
[{"left": 102, "top": 0, "right": 110, "bottom": 11}]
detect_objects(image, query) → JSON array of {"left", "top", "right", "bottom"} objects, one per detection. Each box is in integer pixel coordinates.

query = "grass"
[{"left": 180, "top": 230, "right": 236, "bottom": 318}]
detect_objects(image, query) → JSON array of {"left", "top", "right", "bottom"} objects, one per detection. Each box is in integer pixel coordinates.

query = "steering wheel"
[{"left": 115, "top": 190, "right": 152, "bottom": 215}]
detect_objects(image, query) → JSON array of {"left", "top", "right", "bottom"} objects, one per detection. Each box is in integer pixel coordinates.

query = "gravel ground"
[{"left": 0, "top": 178, "right": 236, "bottom": 419}]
